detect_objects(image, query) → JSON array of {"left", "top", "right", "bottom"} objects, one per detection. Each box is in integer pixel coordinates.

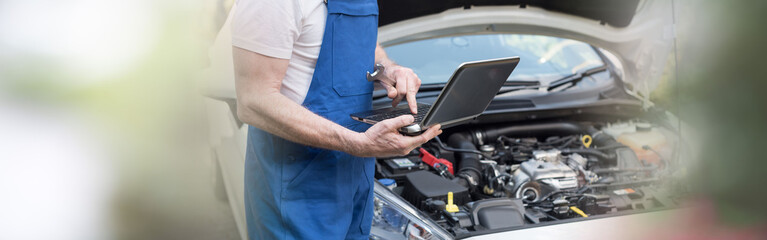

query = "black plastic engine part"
[
  {"left": 576, "top": 194, "right": 611, "bottom": 215},
  {"left": 465, "top": 198, "right": 526, "bottom": 230},
  {"left": 424, "top": 199, "right": 446, "bottom": 213},
  {"left": 608, "top": 188, "right": 650, "bottom": 211},
  {"left": 444, "top": 211, "right": 473, "bottom": 229},
  {"left": 552, "top": 198, "right": 571, "bottom": 215},
  {"left": 402, "top": 171, "right": 470, "bottom": 210},
  {"left": 447, "top": 133, "right": 482, "bottom": 190},
  {"left": 375, "top": 157, "right": 427, "bottom": 182},
  {"left": 524, "top": 209, "right": 550, "bottom": 224}
]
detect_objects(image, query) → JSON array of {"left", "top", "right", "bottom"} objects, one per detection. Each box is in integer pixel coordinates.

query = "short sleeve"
[{"left": 231, "top": 0, "right": 301, "bottom": 59}]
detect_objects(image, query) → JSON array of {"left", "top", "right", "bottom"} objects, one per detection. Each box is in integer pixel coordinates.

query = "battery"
[
  {"left": 384, "top": 157, "right": 421, "bottom": 174},
  {"left": 375, "top": 156, "right": 427, "bottom": 183}
]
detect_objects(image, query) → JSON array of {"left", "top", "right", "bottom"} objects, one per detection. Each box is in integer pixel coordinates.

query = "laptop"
[{"left": 350, "top": 56, "right": 520, "bottom": 135}]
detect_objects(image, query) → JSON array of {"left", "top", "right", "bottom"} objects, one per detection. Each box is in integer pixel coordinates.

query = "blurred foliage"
[
  {"left": 1, "top": 0, "right": 231, "bottom": 239},
  {"left": 675, "top": 0, "right": 767, "bottom": 227},
  {"left": 650, "top": 52, "right": 680, "bottom": 115}
]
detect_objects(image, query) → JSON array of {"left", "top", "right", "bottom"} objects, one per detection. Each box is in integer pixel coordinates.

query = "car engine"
[{"left": 375, "top": 121, "right": 683, "bottom": 236}]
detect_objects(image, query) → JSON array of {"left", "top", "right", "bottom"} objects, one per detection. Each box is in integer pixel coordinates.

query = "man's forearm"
[
  {"left": 233, "top": 47, "right": 364, "bottom": 154},
  {"left": 375, "top": 43, "right": 395, "bottom": 67},
  {"left": 237, "top": 89, "right": 364, "bottom": 154}
]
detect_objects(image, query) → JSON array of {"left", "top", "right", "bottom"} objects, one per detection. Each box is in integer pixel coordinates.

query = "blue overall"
[{"left": 244, "top": 0, "right": 378, "bottom": 239}]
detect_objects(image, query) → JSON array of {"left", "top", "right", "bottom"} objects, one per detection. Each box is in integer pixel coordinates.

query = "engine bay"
[{"left": 374, "top": 120, "right": 685, "bottom": 236}]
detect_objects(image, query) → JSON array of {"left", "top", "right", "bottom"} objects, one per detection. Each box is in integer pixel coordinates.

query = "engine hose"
[
  {"left": 585, "top": 126, "right": 622, "bottom": 148},
  {"left": 558, "top": 136, "right": 578, "bottom": 148},
  {"left": 434, "top": 136, "right": 494, "bottom": 159},
  {"left": 593, "top": 145, "right": 629, "bottom": 150},
  {"left": 479, "top": 122, "right": 584, "bottom": 144},
  {"left": 447, "top": 132, "right": 483, "bottom": 190},
  {"left": 591, "top": 166, "right": 658, "bottom": 174},
  {"left": 561, "top": 148, "right": 616, "bottom": 161}
]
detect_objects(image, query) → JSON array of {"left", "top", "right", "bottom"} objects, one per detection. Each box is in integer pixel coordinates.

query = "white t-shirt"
[{"left": 232, "top": 0, "right": 327, "bottom": 104}]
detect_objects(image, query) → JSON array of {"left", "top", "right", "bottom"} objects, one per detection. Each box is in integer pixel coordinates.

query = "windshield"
[{"left": 384, "top": 34, "right": 605, "bottom": 85}]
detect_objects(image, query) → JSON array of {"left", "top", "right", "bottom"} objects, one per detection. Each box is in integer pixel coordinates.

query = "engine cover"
[{"left": 402, "top": 171, "right": 470, "bottom": 210}]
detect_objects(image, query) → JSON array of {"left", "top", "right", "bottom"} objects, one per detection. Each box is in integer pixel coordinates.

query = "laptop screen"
[{"left": 422, "top": 57, "right": 520, "bottom": 128}]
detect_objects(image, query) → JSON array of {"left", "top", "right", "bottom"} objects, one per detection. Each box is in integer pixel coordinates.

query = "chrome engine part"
[{"left": 512, "top": 152, "right": 581, "bottom": 201}]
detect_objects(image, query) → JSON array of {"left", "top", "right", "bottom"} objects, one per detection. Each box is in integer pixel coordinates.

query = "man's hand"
[
  {"left": 377, "top": 65, "right": 421, "bottom": 114},
  {"left": 348, "top": 115, "right": 441, "bottom": 157},
  {"left": 375, "top": 44, "right": 421, "bottom": 114}
]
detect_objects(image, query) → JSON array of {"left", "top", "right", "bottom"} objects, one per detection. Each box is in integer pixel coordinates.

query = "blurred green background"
[
  {"left": 676, "top": 0, "right": 767, "bottom": 229},
  {"left": 1, "top": 0, "right": 766, "bottom": 239}
]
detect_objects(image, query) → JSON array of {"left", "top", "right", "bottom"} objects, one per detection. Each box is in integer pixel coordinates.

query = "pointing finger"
[
  {"left": 407, "top": 74, "right": 418, "bottom": 114},
  {"left": 392, "top": 72, "right": 407, "bottom": 107}
]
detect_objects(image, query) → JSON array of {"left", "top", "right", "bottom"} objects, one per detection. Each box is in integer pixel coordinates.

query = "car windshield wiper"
[
  {"left": 495, "top": 80, "right": 543, "bottom": 95},
  {"left": 504, "top": 80, "right": 540, "bottom": 87},
  {"left": 374, "top": 65, "right": 608, "bottom": 100},
  {"left": 495, "top": 66, "right": 608, "bottom": 95},
  {"left": 417, "top": 81, "right": 543, "bottom": 97},
  {"left": 546, "top": 65, "right": 608, "bottom": 91}
]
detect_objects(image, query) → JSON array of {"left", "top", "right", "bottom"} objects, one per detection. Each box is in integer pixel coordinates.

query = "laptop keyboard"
[{"left": 367, "top": 104, "right": 431, "bottom": 123}]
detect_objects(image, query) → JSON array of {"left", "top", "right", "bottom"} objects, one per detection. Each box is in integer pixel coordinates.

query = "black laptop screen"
[{"left": 422, "top": 57, "right": 519, "bottom": 128}]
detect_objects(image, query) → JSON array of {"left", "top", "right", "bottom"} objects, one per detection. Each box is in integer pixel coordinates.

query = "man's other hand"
[
  {"left": 348, "top": 115, "right": 441, "bottom": 157},
  {"left": 377, "top": 65, "right": 421, "bottom": 114}
]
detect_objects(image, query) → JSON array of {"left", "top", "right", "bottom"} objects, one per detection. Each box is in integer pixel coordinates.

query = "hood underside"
[
  {"left": 379, "top": 0, "right": 641, "bottom": 28},
  {"left": 377, "top": 0, "right": 675, "bottom": 106}
]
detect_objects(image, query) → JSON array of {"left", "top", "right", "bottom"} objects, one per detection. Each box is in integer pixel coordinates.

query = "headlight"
[{"left": 370, "top": 182, "right": 453, "bottom": 240}]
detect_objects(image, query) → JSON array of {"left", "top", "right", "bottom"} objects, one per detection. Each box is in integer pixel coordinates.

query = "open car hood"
[
  {"left": 377, "top": 0, "right": 676, "bottom": 105},
  {"left": 379, "top": 0, "right": 642, "bottom": 28}
]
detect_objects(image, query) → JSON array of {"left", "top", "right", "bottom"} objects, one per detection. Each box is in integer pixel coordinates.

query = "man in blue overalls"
[{"left": 231, "top": 0, "right": 442, "bottom": 239}]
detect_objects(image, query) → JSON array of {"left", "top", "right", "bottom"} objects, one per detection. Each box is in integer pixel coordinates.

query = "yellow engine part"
[{"left": 445, "top": 192, "right": 459, "bottom": 213}]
